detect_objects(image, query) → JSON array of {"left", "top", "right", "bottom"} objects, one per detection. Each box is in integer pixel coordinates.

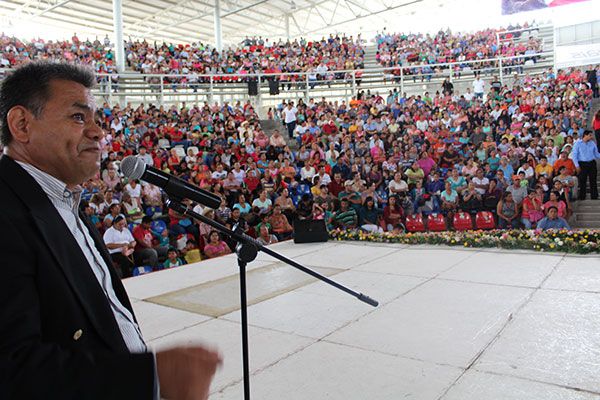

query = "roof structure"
[{"left": 0, "top": 0, "right": 452, "bottom": 45}]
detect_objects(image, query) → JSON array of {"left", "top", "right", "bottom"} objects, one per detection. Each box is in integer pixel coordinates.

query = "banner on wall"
[
  {"left": 501, "top": 0, "right": 590, "bottom": 15},
  {"left": 555, "top": 42, "right": 600, "bottom": 69}
]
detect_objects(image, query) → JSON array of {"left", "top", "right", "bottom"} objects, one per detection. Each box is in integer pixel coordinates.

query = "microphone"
[{"left": 121, "top": 156, "right": 221, "bottom": 209}]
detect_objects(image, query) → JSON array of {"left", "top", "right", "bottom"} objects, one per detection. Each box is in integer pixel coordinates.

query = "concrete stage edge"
[{"left": 124, "top": 241, "right": 600, "bottom": 400}]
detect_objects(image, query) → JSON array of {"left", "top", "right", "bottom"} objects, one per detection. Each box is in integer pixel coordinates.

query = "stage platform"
[{"left": 124, "top": 241, "right": 600, "bottom": 399}]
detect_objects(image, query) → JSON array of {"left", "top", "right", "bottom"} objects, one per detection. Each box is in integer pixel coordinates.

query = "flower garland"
[{"left": 329, "top": 229, "right": 600, "bottom": 254}]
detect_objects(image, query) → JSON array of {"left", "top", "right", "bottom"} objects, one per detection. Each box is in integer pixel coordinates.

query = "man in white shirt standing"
[
  {"left": 282, "top": 101, "right": 298, "bottom": 139},
  {"left": 472, "top": 75, "right": 485, "bottom": 99}
]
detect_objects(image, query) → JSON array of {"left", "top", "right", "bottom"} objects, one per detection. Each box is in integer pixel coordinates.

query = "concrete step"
[
  {"left": 575, "top": 213, "right": 600, "bottom": 222},
  {"left": 260, "top": 119, "right": 285, "bottom": 134},
  {"left": 574, "top": 205, "right": 600, "bottom": 212},
  {"left": 572, "top": 221, "right": 600, "bottom": 229}
]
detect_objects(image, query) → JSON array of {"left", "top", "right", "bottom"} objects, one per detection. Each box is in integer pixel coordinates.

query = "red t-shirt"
[{"left": 132, "top": 225, "right": 155, "bottom": 252}]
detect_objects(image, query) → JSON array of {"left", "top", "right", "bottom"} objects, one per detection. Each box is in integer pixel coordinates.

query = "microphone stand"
[{"left": 165, "top": 198, "right": 379, "bottom": 400}]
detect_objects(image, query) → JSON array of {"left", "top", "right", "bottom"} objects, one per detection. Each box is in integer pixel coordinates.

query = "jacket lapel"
[
  {"left": 0, "top": 155, "right": 128, "bottom": 352},
  {"left": 79, "top": 212, "right": 137, "bottom": 322}
]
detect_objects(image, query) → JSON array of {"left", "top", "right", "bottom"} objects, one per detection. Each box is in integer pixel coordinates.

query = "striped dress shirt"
[{"left": 16, "top": 161, "right": 147, "bottom": 354}]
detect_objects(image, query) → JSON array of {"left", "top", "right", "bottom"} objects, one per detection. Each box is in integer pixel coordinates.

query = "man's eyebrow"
[{"left": 70, "top": 102, "right": 94, "bottom": 112}]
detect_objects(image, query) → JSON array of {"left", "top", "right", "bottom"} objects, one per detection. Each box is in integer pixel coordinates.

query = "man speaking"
[{"left": 0, "top": 62, "right": 220, "bottom": 399}]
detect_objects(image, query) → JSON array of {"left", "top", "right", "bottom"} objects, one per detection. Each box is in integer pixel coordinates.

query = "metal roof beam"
[
  {"left": 344, "top": 0, "right": 374, "bottom": 14},
  {"left": 127, "top": 0, "right": 197, "bottom": 31},
  {"left": 221, "top": 0, "right": 268, "bottom": 16},
  {"left": 9, "top": 0, "right": 74, "bottom": 19},
  {"left": 302, "top": 0, "right": 422, "bottom": 35},
  {"left": 138, "top": 0, "right": 282, "bottom": 40}
]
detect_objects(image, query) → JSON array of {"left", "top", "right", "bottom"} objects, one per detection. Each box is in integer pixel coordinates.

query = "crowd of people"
[
  {"left": 3, "top": 22, "right": 548, "bottom": 87},
  {"left": 0, "top": 32, "right": 364, "bottom": 87},
  {"left": 127, "top": 34, "right": 365, "bottom": 87},
  {"left": 375, "top": 23, "right": 545, "bottom": 79},
  {"left": 2, "top": 27, "right": 599, "bottom": 276},
  {"left": 0, "top": 32, "right": 117, "bottom": 73},
  {"left": 62, "top": 63, "right": 597, "bottom": 278}
]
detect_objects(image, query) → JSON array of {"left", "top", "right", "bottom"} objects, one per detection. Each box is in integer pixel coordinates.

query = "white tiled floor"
[{"left": 125, "top": 241, "right": 600, "bottom": 399}]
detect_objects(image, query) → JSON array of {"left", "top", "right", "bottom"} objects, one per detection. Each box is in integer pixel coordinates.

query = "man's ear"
[{"left": 6, "top": 106, "right": 34, "bottom": 144}]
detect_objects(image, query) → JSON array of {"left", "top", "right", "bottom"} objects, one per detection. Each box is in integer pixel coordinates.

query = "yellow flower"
[{"left": 549, "top": 244, "right": 555, "bottom": 249}]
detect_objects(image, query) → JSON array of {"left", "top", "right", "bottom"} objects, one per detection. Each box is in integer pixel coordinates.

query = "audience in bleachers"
[
  {"left": 1, "top": 27, "right": 597, "bottom": 275},
  {"left": 375, "top": 23, "right": 544, "bottom": 79}
]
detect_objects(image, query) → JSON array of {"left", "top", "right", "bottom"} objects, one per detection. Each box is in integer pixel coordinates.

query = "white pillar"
[
  {"left": 214, "top": 0, "right": 223, "bottom": 53},
  {"left": 112, "top": 0, "right": 125, "bottom": 72},
  {"left": 285, "top": 14, "right": 290, "bottom": 41}
]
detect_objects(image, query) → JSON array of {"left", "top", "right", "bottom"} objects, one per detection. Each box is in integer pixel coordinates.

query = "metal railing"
[
  {"left": 88, "top": 51, "right": 554, "bottom": 108},
  {"left": 0, "top": 51, "right": 555, "bottom": 111}
]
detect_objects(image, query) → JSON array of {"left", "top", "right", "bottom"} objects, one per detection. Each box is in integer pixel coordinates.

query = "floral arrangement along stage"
[{"left": 329, "top": 229, "right": 600, "bottom": 254}]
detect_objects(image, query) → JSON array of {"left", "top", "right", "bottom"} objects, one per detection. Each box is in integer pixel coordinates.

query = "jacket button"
[{"left": 73, "top": 329, "right": 83, "bottom": 341}]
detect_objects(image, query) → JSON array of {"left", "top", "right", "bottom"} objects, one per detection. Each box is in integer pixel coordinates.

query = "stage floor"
[{"left": 124, "top": 241, "right": 600, "bottom": 399}]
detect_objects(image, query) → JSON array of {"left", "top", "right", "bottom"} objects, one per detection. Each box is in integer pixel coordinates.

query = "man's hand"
[
  {"left": 157, "top": 346, "right": 222, "bottom": 400},
  {"left": 576, "top": 167, "right": 581, "bottom": 174}
]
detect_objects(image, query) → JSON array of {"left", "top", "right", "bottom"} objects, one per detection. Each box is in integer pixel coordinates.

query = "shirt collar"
[{"left": 16, "top": 161, "right": 83, "bottom": 211}]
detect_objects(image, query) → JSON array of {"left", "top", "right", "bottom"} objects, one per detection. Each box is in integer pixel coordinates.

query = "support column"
[
  {"left": 285, "top": 14, "right": 290, "bottom": 41},
  {"left": 112, "top": 0, "right": 125, "bottom": 72},
  {"left": 214, "top": 0, "right": 223, "bottom": 53}
]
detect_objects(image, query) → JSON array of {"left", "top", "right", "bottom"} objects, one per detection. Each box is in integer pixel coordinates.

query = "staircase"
[
  {"left": 570, "top": 98, "right": 600, "bottom": 230},
  {"left": 363, "top": 45, "right": 379, "bottom": 70},
  {"left": 259, "top": 118, "right": 299, "bottom": 150}
]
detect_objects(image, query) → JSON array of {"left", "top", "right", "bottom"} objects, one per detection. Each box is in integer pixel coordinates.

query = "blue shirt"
[
  {"left": 538, "top": 216, "right": 570, "bottom": 230},
  {"left": 571, "top": 139, "right": 600, "bottom": 167}
]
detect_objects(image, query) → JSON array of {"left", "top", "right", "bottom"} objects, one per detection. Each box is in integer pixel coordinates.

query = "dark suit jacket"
[{"left": 0, "top": 155, "right": 154, "bottom": 399}]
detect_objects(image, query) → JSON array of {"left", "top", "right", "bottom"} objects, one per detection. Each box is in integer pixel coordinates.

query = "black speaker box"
[
  {"left": 247, "top": 80, "right": 258, "bottom": 96},
  {"left": 293, "top": 219, "right": 329, "bottom": 243},
  {"left": 268, "top": 80, "right": 280, "bottom": 95}
]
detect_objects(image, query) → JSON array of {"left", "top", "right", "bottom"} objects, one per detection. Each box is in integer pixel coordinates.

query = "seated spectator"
[
  {"left": 521, "top": 189, "right": 545, "bottom": 229},
  {"left": 204, "top": 230, "right": 232, "bottom": 258},
  {"left": 124, "top": 178, "right": 143, "bottom": 207},
  {"left": 497, "top": 192, "right": 521, "bottom": 229},
  {"left": 440, "top": 181, "right": 459, "bottom": 218},
  {"left": 483, "top": 178, "right": 503, "bottom": 211},
  {"left": 543, "top": 191, "right": 568, "bottom": 219},
  {"left": 296, "top": 194, "right": 314, "bottom": 220},
  {"left": 252, "top": 190, "right": 273, "bottom": 215},
  {"left": 333, "top": 198, "right": 358, "bottom": 229},
  {"left": 388, "top": 172, "right": 408, "bottom": 197},
  {"left": 103, "top": 203, "right": 124, "bottom": 229},
  {"left": 267, "top": 205, "right": 293, "bottom": 240},
  {"left": 103, "top": 166, "right": 121, "bottom": 190},
  {"left": 256, "top": 224, "right": 279, "bottom": 246},
  {"left": 183, "top": 240, "right": 202, "bottom": 264},
  {"left": 142, "top": 183, "right": 163, "bottom": 213},
  {"left": 102, "top": 215, "right": 136, "bottom": 278},
  {"left": 535, "top": 156, "right": 554, "bottom": 180},
  {"left": 383, "top": 195, "right": 404, "bottom": 232},
  {"left": 121, "top": 193, "right": 144, "bottom": 223},
  {"left": 447, "top": 169, "right": 467, "bottom": 193},
  {"left": 553, "top": 150, "right": 576, "bottom": 176},
  {"left": 461, "top": 182, "right": 483, "bottom": 213},
  {"left": 506, "top": 176, "right": 528, "bottom": 205},
  {"left": 537, "top": 206, "right": 571, "bottom": 230},
  {"left": 472, "top": 168, "right": 490, "bottom": 195},
  {"left": 233, "top": 193, "right": 252, "bottom": 215},
  {"left": 358, "top": 196, "right": 383, "bottom": 233},
  {"left": 405, "top": 161, "right": 425, "bottom": 187},
  {"left": 339, "top": 180, "right": 363, "bottom": 210},
  {"left": 162, "top": 248, "right": 185, "bottom": 269},
  {"left": 133, "top": 216, "right": 168, "bottom": 268}
]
